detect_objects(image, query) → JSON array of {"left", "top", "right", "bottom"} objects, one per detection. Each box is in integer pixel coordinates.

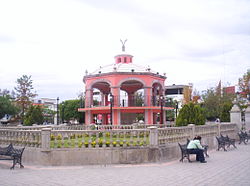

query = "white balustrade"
[{"left": 0, "top": 123, "right": 238, "bottom": 149}]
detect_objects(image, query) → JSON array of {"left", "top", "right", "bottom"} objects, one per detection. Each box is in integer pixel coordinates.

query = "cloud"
[
  {"left": 0, "top": 0, "right": 250, "bottom": 101},
  {"left": 0, "top": 35, "right": 15, "bottom": 43}
]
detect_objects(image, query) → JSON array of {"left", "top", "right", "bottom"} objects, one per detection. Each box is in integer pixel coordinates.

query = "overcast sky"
[{"left": 0, "top": 0, "right": 249, "bottom": 101}]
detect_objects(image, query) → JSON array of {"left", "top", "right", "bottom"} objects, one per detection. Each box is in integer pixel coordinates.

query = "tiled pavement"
[{"left": 0, "top": 144, "right": 250, "bottom": 186}]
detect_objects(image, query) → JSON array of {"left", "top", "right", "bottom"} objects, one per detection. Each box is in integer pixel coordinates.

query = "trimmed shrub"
[{"left": 176, "top": 102, "right": 205, "bottom": 126}]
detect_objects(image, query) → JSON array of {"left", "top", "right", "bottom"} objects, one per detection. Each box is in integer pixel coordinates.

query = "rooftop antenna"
[{"left": 120, "top": 39, "right": 127, "bottom": 52}]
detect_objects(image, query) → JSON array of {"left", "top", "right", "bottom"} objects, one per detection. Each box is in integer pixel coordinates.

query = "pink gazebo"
[{"left": 79, "top": 41, "right": 171, "bottom": 125}]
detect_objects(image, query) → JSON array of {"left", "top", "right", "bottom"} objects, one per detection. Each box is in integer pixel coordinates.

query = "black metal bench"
[
  {"left": 220, "top": 134, "right": 237, "bottom": 149},
  {"left": 178, "top": 139, "right": 209, "bottom": 162},
  {"left": 238, "top": 131, "right": 250, "bottom": 144},
  {"left": 216, "top": 136, "right": 227, "bottom": 151},
  {"left": 243, "top": 131, "right": 250, "bottom": 141},
  {"left": 0, "top": 144, "right": 25, "bottom": 169},
  {"left": 216, "top": 134, "right": 237, "bottom": 151}
]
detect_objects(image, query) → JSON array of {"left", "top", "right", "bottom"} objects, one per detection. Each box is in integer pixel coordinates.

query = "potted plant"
[
  {"left": 106, "top": 141, "right": 110, "bottom": 147},
  {"left": 84, "top": 142, "right": 89, "bottom": 148}
]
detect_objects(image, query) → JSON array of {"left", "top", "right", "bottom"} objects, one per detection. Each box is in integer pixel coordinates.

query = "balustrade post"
[
  {"left": 230, "top": 101, "right": 242, "bottom": 130},
  {"left": 245, "top": 103, "right": 250, "bottom": 131},
  {"left": 218, "top": 124, "right": 221, "bottom": 136},
  {"left": 148, "top": 126, "right": 158, "bottom": 147},
  {"left": 41, "top": 128, "right": 51, "bottom": 151},
  {"left": 188, "top": 124, "right": 195, "bottom": 139}
]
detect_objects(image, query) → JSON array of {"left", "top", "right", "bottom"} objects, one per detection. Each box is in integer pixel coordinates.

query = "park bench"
[
  {"left": 220, "top": 134, "right": 237, "bottom": 149},
  {"left": 216, "top": 134, "right": 236, "bottom": 151},
  {"left": 216, "top": 136, "right": 227, "bottom": 151},
  {"left": 244, "top": 131, "right": 250, "bottom": 141},
  {"left": 238, "top": 132, "right": 247, "bottom": 145},
  {"left": 179, "top": 139, "right": 209, "bottom": 162},
  {"left": 238, "top": 131, "right": 250, "bottom": 144},
  {"left": 0, "top": 144, "right": 25, "bottom": 169}
]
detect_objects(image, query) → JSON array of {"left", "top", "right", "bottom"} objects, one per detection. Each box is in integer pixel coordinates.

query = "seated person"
[{"left": 187, "top": 136, "right": 207, "bottom": 163}]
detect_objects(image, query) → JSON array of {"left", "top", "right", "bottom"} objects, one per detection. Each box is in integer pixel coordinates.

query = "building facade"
[{"left": 33, "top": 98, "right": 58, "bottom": 124}]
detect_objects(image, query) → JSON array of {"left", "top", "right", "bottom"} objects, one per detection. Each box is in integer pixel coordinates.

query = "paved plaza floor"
[{"left": 0, "top": 144, "right": 250, "bottom": 186}]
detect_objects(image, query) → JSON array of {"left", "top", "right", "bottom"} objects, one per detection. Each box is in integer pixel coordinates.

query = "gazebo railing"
[{"left": 84, "top": 95, "right": 173, "bottom": 108}]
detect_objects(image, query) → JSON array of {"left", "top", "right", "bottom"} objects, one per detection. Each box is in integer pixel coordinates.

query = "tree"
[
  {"left": 201, "top": 88, "right": 220, "bottom": 121},
  {"left": 60, "top": 99, "right": 84, "bottom": 124},
  {"left": 43, "top": 106, "right": 56, "bottom": 124},
  {"left": 201, "top": 87, "right": 234, "bottom": 121},
  {"left": 14, "top": 75, "right": 37, "bottom": 121},
  {"left": 165, "top": 97, "right": 175, "bottom": 121},
  {"left": 23, "top": 105, "right": 44, "bottom": 125},
  {"left": 220, "top": 102, "right": 233, "bottom": 122},
  {"left": 0, "top": 95, "right": 19, "bottom": 119},
  {"left": 238, "top": 69, "right": 250, "bottom": 99},
  {"left": 176, "top": 102, "right": 205, "bottom": 126}
]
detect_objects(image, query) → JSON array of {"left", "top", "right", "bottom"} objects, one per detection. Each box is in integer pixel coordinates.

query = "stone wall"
[
  {"left": 0, "top": 123, "right": 239, "bottom": 166},
  {"left": 22, "top": 135, "right": 220, "bottom": 166}
]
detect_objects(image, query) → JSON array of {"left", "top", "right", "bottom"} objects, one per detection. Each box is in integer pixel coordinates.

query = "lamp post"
[
  {"left": 175, "top": 102, "right": 179, "bottom": 120},
  {"left": 110, "top": 93, "right": 114, "bottom": 125},
  {"left": 56, "top": 97, "right": 59, "bottom": 125},
  {"left": 160, "top": 95, "right": 164, "bottom": 124}
]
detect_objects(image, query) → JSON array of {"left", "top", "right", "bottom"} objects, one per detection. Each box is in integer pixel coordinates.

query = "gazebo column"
[
  {"left": 110, "top": 86, "right": 120, "bottom": 125},
  {"left": 105, "top": 94, "right": 109, "bottom": 106},
  {"left": 144, "top": 87, "right": 151, "bottom": 106},
  {"left": 144, "top": 87, "right": 153, "bottom": 124},
  {"left": 85, "top": 111, "right": 92, "bottom": 125},
  {"left": 85, "top": 88, "right": 93, "bottom": 125},
  {"left": 152, "top": 87, "right": 158, "bottom": 106},
  {"left": 147, "top": 110, "right": 153, "bottom": 124},
  {"left": 85, "top": 89, "right": 93, "bottom": 108},
  {"left": 113, "top": 110, "right": 121, "bottom": 125},
  {"left": 110, "top": 86, "right": 120, "bottom": 106}
]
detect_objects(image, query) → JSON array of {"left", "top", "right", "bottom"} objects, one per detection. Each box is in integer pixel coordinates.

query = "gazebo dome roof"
[
  {"left": 90, "top": 62, "right": 156, "bottom": 74},
  {"left": 85, "top": 40, "right": 165, "bottom": 78}
]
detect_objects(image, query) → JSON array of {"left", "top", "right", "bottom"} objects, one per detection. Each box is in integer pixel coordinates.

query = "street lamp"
[
  {"left": 56, "top": 97, "right": 59, "bottom": 125},
  {"left": 160, "top": 95, "right": 164, "bottom": 124},
  {"left": 175, "top": 102, "right": 179, "bottom": 120},
  {"left": 110, "top": 93, "right": 114, "bottom": 125}
]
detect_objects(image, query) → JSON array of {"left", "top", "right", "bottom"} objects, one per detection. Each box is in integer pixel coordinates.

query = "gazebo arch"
[
  {"left": 118, "top": 77, "right": 146, "bottom": 88},
  {"left": 151, "top": 80, "right": 164, "bottom": 89},
  {"left": 89, "top": 79, "right": 112, "bottom": 89}
]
